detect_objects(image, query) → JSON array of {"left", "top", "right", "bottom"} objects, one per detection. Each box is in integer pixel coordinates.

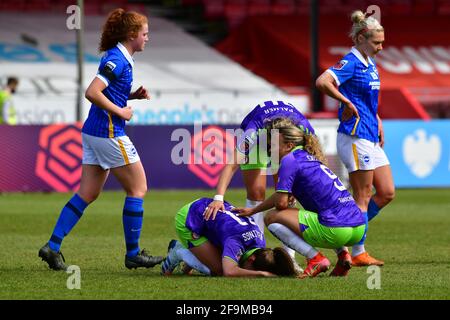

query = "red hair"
[{"left": 99, "top": 8, "right": 148, "bottom": 52}]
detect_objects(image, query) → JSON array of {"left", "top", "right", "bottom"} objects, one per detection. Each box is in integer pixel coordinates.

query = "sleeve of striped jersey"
[
  {"left": 97, "top": 57, "right": 124, "bottom": 86},
  {"left": 327, "top": 59, "right": 356, "bottom": 86},
  {"left": 275, "top": 157, "right": 296, "bottom": 193}
]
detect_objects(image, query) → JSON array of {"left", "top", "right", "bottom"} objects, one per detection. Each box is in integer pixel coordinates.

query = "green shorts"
[
  {"left": 298, "top": 210, "right": 365, "bottom": 249},
  {"left": 175, "top": 201, "right": 208, "bottom": 249},
  {"left": 239, "top": 143, "right": 269, "bottom": 171}
]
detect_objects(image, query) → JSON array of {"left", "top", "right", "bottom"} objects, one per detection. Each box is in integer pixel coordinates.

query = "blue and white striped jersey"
[
  {"left": 327, "top": 47, "right": 380, "bottom": 143},
  {"left": 82, "top": 42, "right": 134, "bottom": 138}
]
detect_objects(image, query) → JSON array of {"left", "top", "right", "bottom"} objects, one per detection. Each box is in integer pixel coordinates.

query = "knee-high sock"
[
  {"left": 246, "top": 199, "right": 265, "bottom": 234},
  {"left": 268, "top": 223, "right": 317, "bottom": 259},
  {"left": 285, "top": 199, "right": 298, "bottom": 260},
  {"left": 49, "top": 194, "right": 88, "bottom": 252},
  {"left": 123, "top": 197, "right": 144, "bottom": 257},
  {"left": 176, "top": 248, "right": 211, "bottom": 275},
  {"left": 367, "top": 198, "right": 381, "bottom": 221},
  {"left": 352, "top": 212, "right": 368, "bottom": 257},
  {"left": 283, "top": 246, "right": 297, "bottom": 261}
]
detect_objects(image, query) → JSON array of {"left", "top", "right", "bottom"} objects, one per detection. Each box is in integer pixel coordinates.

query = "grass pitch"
[{"left": 0, "top": 189, "right": 449, "bottom": 300}]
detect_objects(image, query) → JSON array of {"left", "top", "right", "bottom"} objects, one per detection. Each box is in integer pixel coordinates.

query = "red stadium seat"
[
  {"left": 272, "top": 0, "right": 296, "bottom": 15},
  {"left": 0, "top": 0, "right": 25, "bottom": 11},
  {"left": 248, "top": 0, "right": 271, "bottom": 16},
  {"left": 224, "top": 0, "right": 247, "bottom": 29},
  {"left": 412, "top": 0, "right": 436, "bottom": 16},
  {"left": 437, "top": 0, "right": 450, "bottom": 15},
  {"left": 203, "top": 0, "right": 225, "bottom": 20},
  {"left": 24, "top": 0, "right": 51, "bottom": 12},
  {"left": 388, "top": 0, "right": 412, "bottom": 15}
]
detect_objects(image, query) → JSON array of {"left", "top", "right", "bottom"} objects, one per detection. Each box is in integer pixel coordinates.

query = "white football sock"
[
  {"left": 351, "top": 244, "right": 366, "bottom": 257},
  {"left": 246, "top": 199, "right": 265, "bottom": 235},
  {"left": 268, "top": 223, "right": 318, "bottom": 259},
  {"left": 176, "top": 248, "right": 211, "bottom": 275},
  {"left": 283, "top": 245, "right": 297, "bottom": 260}
]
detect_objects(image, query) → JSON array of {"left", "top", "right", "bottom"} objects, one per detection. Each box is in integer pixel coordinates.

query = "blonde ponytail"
[{"left": 349, "top": 9, "right": 384, "bottom": 44}]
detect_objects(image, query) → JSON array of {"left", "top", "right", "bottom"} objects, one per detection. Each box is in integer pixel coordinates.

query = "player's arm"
[
  {"left": 222, "top": 257, "right": 274, "bottom": 277},
  {"left": 234, "top": 192, "right": 287, "bottom": 217},
  {"left": 316, "top": 71, "right": 359, "bottom": 121},
  {"left": 85, "top": 78, "right": 132, "bottom": 121},
  {"left": 203, "top": 149, "right": 245, "bottom": 221}
]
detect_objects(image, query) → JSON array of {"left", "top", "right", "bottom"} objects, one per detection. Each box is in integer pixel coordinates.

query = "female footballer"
[
  {"left": 315, "top": 10, "right": 395, "bottom": 266},
  {"left": 39, "top": 9, "right": 163, "bottom": 270},
  {"left": 161, "top": 197, "right": 297, "bottom": 278}
]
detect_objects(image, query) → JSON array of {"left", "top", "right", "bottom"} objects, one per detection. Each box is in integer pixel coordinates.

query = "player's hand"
[
  {"left": 342, "top": 101, "right": 359, "bottom": 122},
  {"left": 130, "top": 86, "right": 150, "bottom": 100},
  {"left": 120, "top": 106, "right": 133, "bottom": 121},
  {"left": 260, "top": 271, "right": 276, "bottom": 277},
  {"left": 203, "top": 200, "right": 224, "bottom": 221},
  {"left": 378, "top": 116, "right": 385, "bottom": 148},
  {"left": 288, "top": 194, "right": 297, "bottom": 208},
  {"left": 233, "top": 207, "right": 254, "bottom": 217}
]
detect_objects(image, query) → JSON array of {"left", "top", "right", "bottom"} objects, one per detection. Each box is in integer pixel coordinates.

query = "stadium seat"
[
  {"left": 412, "top": 0, "right": 436, "bottom": 16},
  {"left": 248, "top": 0, "right": 271, "bottom": 16},
  {"left": 203, "top": 0, "right": 225, "bottom": 20},
  {"left": 388, "top": 0, "right": 412, "bottom": 15},
  {"left": 224, "top": 0, "right": 248, "bottom": 29},
  {"left": 296, "top": 0, "right": 310, "bottom": 15},
  {"left": 0, "top": 0, "right": 25, "bottom": 11},
  {"left": 271, "top": 0, "right": 296, "bottom": 15},
  {"left": 24, "top": 0, "right": 51, "bottom": 12},
  {"left": 437, "top": 0, "right": 450, "bottom": 15}
]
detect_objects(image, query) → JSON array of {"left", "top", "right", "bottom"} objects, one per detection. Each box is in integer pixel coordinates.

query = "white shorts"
[
  {"left": 82, "top": 133, "right": 140, "bottom": 170},
  {"left": 337, "top": 132, "right": 390, "bottom": 173}
]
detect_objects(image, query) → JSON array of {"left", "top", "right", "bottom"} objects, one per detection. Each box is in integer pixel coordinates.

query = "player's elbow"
[
  {"left": 222, "top": 270, "right": 236, "bottom": 277},
  {"left": 315, "top": 75, "right": 327, "bottom": 91},
  {"left": 275, "top": 199, "right": 288, "bottom": 211},
  {"left": 222, "top": 264, "right": 238, "bottom": 277},
  {"left": 85, "top": 89, "right": 94, "bottom": 102}
]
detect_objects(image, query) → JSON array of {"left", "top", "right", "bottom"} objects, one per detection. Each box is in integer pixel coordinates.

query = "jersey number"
[
  {"left": 223, "top": 210, "right": 257, "bottom": 226},
  {"left": 319, "top": 164, "right": 346, "bottom": 191}
]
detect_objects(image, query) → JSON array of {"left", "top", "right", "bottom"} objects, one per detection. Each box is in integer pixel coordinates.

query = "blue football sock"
[
  {"left": 358, "top": 211, "right": 369, "bottom": 245},
  {"left": 367, "top": 198, "right": 381, "bottom": 221},
  {"left": 49, "top": 194, "right": 88, "bottom": 252},
  {"left": 351, "top": 212, "right": 369, "bottom": 257},
  {"left": 123, "top": 197, "right": 144, "bottom": 258}
]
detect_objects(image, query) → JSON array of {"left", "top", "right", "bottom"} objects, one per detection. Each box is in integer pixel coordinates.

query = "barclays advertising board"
[{"left": 383, "top": 120, "right": 450, "bottom": 188}]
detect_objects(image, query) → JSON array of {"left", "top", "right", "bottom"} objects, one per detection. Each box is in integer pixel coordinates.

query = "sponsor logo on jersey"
[
  {"left": 333, "top": 60, "right": 348, "bottom": 70},
  {"left": 105, "top": 61, "right": 117, "bottom": 71}
]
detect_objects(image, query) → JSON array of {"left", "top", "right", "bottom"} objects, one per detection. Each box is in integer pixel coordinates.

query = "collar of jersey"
[
  {"left": 117, "top": 42, "right": 134, "bottom": 67},
  {"left": 240, "top": 247, "right": 261, "bottom": 264},
  {"left": 290, "top": 146, "right": 304, "bottom": 154},
  {"left": 351, "top": 47, "right": 374, "bottom": 68}
]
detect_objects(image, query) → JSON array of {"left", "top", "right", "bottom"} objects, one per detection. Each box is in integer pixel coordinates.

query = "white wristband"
[{"left": 213, "top": 195, "right": 224, "bottom": 202}]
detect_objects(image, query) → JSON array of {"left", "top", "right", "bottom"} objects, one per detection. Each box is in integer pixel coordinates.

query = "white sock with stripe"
[
  {"left": 176, "top": 247, "right": 211, "bottom": 275},
  {"left": 268, "top": 223, "right": 318, "bottom": 259},
  {"left": 246, "top": 199, "right": 265, "bottom": 234}
]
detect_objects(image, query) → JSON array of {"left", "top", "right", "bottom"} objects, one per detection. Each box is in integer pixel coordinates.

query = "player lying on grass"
[
  {"left": 161, "top": 197, "right": 297, "bottom": 277},
  {"left": 234, "top": 118, "right": 368, "bottom": 278}
]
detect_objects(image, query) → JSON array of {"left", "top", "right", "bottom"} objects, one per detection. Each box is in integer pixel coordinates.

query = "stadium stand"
[{"left": 0, "top": 10, "right": 306, "bottom": 125}]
